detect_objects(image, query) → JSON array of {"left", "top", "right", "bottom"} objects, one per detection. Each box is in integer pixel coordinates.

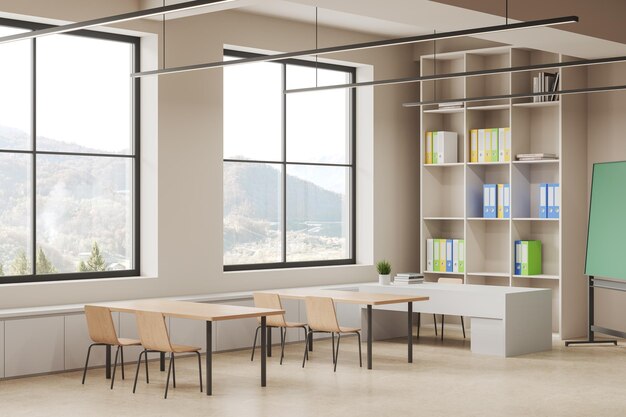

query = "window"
[
  {"left": 223, "top": 50, "right": 355, "bottom": 270},
  {"left": 0, "top": 18, "right": 139, "bottom": 283}
]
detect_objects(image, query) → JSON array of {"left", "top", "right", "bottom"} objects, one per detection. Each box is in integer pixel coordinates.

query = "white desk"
[{"left": 359, "top": 283, "right": 552, "bottom": 357}]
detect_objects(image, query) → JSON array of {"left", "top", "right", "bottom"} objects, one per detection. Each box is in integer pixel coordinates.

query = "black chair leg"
[
  {"left": 164, "top": 353, "right": 174, "bottom": 399},
  {"left": 250, "top": 325, "right": 261, "bottom": 361},
  {"left": 133, "top": 350, "right": 145, "bottom": 394},
  {"left": 279, "top": 327, "right": 286, "bottom": 365},
  {"left": 302, "top": 327, "right": 309, "bottom": 360},
  {"left": 461, "top": 316, "right": 466, "bottom": 339},
  {"left": 196, "top": 351, "right": 203, "bottom": 392},
  {"left": 145, "top": 350, "right": 150, "bottom": 383},
  {"left": 302, "top": 331, "right": 312, "bottom": 368},
  {"left": 433, "top": 314, "right": 438, "bottom": 336},
  {"left": 120, "top": 346, "right": 125, "bottom": 380},
  {"left": 331, "top": 332, "right": 336, "bottom": 365},
  {"left": 81, "top": 343, "right": 95, "bottom": 384},
  {"left": 172, "top": 353, "right": 176, "bottom": 388},
  {"left": 441, "top": 315, "right": 445, "bottom": 341},
  {"left": 356, "top": 331, "right": 362, "bottom": 367},
  {"left": 110, "top": 346, "right": 120, "bottom": 389},
  {"left": 334, "top": 334, "right": 341, "bottom": 372}
]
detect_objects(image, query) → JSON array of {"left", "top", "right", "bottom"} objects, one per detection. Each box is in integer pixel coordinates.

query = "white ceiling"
[{"left": 141, "top": 0, "right": 626, "bottom": 58}]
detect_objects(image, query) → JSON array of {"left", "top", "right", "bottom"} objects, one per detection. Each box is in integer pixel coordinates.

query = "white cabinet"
[
  {"left": 64, "top": 312, "right": 119, "bottom": 371},
  {"left": 5, "top": 316, "right": 64, "bottom": 377}
]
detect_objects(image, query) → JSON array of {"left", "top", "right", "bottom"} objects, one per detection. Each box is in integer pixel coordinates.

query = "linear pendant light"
[
  {"left": 0, "top": 0, "right": 233, "bottom": 45},
  {"left": 284, "top": 54, "right": 626, "bottom": 94},
  {"left": 131, "top": 15, "right": 578, "bottom": 78},
  {"left": 402, "top": 84, "right": 626, "bottom": 107}
]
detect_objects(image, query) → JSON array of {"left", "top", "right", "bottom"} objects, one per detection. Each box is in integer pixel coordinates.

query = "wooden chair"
[
  {"left": 250, "top": 292, "right": 308, "bottom": 365},
  {"left": 82, "top": 305, "right": 141, "bottom": 389},
  {"left": 438, "top": 277, "right": 466, "bottom": 340},
  {"left": 302, "top": 296, "right": 362, "bottom": 372},
  {"left": 133, "top": 311, "right": 202, "bottom": 399}
]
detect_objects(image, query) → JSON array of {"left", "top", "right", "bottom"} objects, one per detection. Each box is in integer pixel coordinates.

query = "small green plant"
[{"left": 376, "top": 259, "right": 391, "bottom": 275}]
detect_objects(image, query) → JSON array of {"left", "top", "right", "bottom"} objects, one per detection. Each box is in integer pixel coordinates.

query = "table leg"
[
  {"left": 261, "top": 317, "right": 267, "bottom": 387},
  {"left": 367, "top": 304, "right": 373, "bottom": 370},
  {"left": 308, "top": 326, "right": 313, "bottom": 351},
  {"left": 105, "top": 345, "right": 111, "bottom": 379},
  {"left": 408, "top": 302, "right": 413, "bottom": 363},
  {"left": 160, "top": 352, "right": 166, "bottom": 371},
  {"left": 206, "top": 321, "right": 212, "bottom": 396},
  {"left": 267, "top": 326, "right": 272, "bottom": 357}
]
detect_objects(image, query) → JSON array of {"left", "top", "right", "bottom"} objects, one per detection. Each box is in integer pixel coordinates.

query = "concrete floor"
[{"left": 1, "top": 330, "right": 625, "bottom": 417}]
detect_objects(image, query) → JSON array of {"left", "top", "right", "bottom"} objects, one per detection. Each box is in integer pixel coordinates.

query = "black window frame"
[
  {"left": 223, "top": 49, "right": 356, "bottom": 271},
  {"left": 0, "top": 17, "right": 140, "bottom": 284}
]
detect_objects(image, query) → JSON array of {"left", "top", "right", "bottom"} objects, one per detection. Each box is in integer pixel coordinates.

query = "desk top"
[
  {"left": 89, "top": 299, "right": 284, "bottom": 322},
  {"left": 258, "top": 289, "right": 428, "bottom": 305}
]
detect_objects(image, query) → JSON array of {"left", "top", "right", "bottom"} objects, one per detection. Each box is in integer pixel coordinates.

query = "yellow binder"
[
  {"left": 470, "top": 129, "right": 478, "bottom": 162},
  {"left": 497, "top": 184, "right": 504, "bottom": 218},
  {"left": 425, "top": 131, "right": 433, "bottom": 164}
]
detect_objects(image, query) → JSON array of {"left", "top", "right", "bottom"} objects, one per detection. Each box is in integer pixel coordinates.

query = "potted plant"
[{"left": 376, "top": 260, "right": 392, "bottom": 285}]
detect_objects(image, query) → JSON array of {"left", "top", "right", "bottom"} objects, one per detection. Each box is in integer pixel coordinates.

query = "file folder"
[
  {"left": 497, "top": 184, "right": 504, "bottom": 218},
  {"left": 521, "top": 240, "right": 542, "bottom": 275},
  {"left": 446, "top": 239, "right": 453, "bottom": 272},
  {"left": 426, "top": 239, "right": 434, "bottom": 272},
  {"left": 548, "top": 183, "right": 560, "bottom": 218},
  {"left": 484, "top": 129, "right": 492, "bottom": 162},
  {"left": 515, "top": 240, "right": 522, "bottom": 275},
  {"left": 470, "top": 129, "right": 478, "bottom": 163},
  {"left": 436, "top": 131, "right": 459, "bottom": 164},
  {"left": 491, "top": 128, "right": 499, "bottom": 162},
  {"left": 498, "top": 128, "right": 505, "bottom": 162},
  {"left": 439, "top": 239, "right": 447, "bottom": 272},
  {"left": 539, "top": 184, "right": 548, "bottom": 218},
  {"left": 452, "top": 239, "right": 459, "bottom": 272},
  {"left": 503, "top": 183, "right": 510, "bottom": 218},
  {"left": 458, "top": 240, "right": 465, "bottom": 273},
  {"left": 483, "top": 184, "right": 497, "bottom": 218},
  {"left": 478, "top": 129, "right": 485, "bottom": 163},
  {"left": 432, "top": 131, "right": 439, "bottom": 164},
  {"left": 433, "top": 238, "right": 440, "bottom": 271},
  {"left": 503, "top": 127, "right": 511, "bottom": 162},
  {"left": 425, "top": 131, "right": 433, "bottom": 164}
]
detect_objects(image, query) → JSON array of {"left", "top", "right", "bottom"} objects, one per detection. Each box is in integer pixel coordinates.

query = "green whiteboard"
[{"left": 585, "top": 161, "right": 626, "bottom": 280}]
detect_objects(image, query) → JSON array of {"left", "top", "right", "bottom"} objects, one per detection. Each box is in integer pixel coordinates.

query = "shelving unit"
[{"left": 417, "top": 46, "right": 588, "bottom": 339}]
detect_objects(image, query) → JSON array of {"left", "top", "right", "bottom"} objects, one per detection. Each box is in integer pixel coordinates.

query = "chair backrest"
[
  {"left": 135, "top": 311, "right": 173, "bottom": 352},
  {"left": 253, "top": 293, "right": 286, "bottom": 327},
  {"left": 84, "top": 305, "right": 120, "bottom": 345},
  {"left": 438, "top": 277, "right": 463, "bottom": 284},
  {"left": 305, "top": 296, "right": 340, "bottom": 333}
]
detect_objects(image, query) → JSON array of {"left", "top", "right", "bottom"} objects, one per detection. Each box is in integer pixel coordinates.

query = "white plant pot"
[{"left": 379, "top": 274, "right": 391, "bottom": 285}]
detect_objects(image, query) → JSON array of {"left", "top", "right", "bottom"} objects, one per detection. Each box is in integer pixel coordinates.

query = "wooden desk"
[
  {"left": 88, "top": 299, "right": 284, "bottom": 395},
  {"left": 259, "top": 289, "right": 429, "bottom": 369}
]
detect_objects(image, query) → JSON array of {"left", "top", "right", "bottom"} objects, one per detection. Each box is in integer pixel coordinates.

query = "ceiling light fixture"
[
  {"left": 131, "top": 15, "right": 578, "bottom": 78},
  {"left": 0, "top": 0, "right": 234, "bottom": 45}
]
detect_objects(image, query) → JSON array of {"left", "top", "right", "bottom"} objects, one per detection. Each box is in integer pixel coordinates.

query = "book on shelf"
[
  {"left": 532, "top": 72, "right": 559, "bottom": 102},
  {"left": 393, "top": 279, "right": 424, "bottom": 285},
  {"left": 395, "top": 272, "right": 423, "bottom": 279},
  {"left": 516, "top": 153, "right": 558, "bottom": 161}
]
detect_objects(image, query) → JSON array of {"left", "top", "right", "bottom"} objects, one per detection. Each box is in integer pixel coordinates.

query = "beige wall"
[
  {"left": 587, "top": 62, "right": 626, "bottom": 334},
  {"left": 0, "top": 2, "right": 420, "bottom": 308}
]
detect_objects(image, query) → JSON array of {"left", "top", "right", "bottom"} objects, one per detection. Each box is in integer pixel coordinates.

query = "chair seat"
[
  {"left": 172, "top": 343, "right": 201, "bottom": 353},
  {"left": 283, "top": 321, "right": 307, "bottom": 328},
  {"left": 117, "top": 338, "right": 141, "bottom": 346},
  {"left": 339, "top": 326, "right": 360, "bottom": 333}
]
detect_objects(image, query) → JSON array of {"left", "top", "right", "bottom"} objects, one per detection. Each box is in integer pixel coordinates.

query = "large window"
[
  {"left": 223, "top": 50, "right": 355, "bottom": 270},
  {"left": 0, "top": 18, "right": 139, "bottom": 283}
]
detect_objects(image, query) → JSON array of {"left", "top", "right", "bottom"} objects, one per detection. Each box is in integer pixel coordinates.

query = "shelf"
[
  {"left": 423, "top": 107, "right": 464, "bottom": 114},
  {"left": 424, "top": 162, "right": 464, "bottom": 167},
  {"left": 423, "top": 217, "right": 464, "bottom": 221},
  {"left": 467, "top": 162, "right": 510, "bottom": 166},
  {"left": 467, "top": 217, "right": 510, "bottom": 221},
  {"left": 512, "top": 101, "right": 559, "bottom": 108},
  {"left": 424, "top": 270, "right": 465, "bottom": 275},
  {"left": 466, "top": 104, "right": 510, "bottom": 111},
  {"left": 513, "top": 274, "right": 559, "bottom": 280},
  {"left": 513, "top": 159, "right": 559, "bottom": 165},
  {"left": 513, "top": 217, "right": 559, "bottom": 222},
  {"left": 467, "top": 272, "right": 510, "bottom": 278}
]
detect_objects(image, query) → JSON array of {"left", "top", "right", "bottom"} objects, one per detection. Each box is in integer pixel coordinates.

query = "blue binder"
[
  {"left": 503, "top": 184, "right": 510, "bottom": 218},
  {"left": 446, "top": 239, "right": 453, "bottom": 272},
  {"left": 514, "top": 240, "right": 522, "bottom": 275},
  {"left": 483, "top": 184, "right": 497, "bottom": 218},
  {"left": 548, "top": 183, "right": 560, "bottom": 218},
  {"left": 539, "top": 184, "right": 548, "bottom": 218}
]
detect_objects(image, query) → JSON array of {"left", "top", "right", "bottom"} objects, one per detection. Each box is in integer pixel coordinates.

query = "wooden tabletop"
[
  {"left": 258, "top": 289, "right": 429, "bottom": 305},
  {"left": 89, "top": 299, "right": 285, "bottom": 322}
]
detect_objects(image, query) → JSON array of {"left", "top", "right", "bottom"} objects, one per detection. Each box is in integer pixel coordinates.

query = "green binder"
[{"left": 521, "top": 240, "right": 542, "bottom": 275}]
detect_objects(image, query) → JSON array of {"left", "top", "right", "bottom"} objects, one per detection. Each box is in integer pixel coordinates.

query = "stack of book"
[
  {"left": 516, "top": 153, "right": 558, "bottom": 161},
  {"left": 532, "top": 72, "right": 559, "bottom": 102},
  {"left": 394, "top": 273, "right": 424, "bottom": 285},
  {"left": 437, "top": 101, "right": 463, "bottom": 111}
]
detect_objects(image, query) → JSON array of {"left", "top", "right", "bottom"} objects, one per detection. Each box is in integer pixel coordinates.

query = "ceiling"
[{"left": 139, "top": 0, "right": 626, "bottom": 58}]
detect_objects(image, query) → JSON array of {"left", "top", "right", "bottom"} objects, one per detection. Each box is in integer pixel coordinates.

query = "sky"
[{"left": 0, "top": 25, "right": 133, "bottom": 154}]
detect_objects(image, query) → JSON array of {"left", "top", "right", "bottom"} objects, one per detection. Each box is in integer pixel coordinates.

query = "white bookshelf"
[{"left": 417, "top": 46, "right": 588, "bottom": 339}]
